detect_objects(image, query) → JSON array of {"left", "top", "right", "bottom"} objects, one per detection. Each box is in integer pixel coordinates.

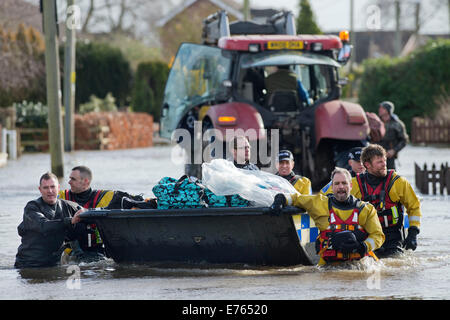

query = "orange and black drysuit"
[
  {"left": 283, "top": 193, "right": 385, "bottom": 266},
  {"left": 353, "top": 170, "right": 421, "bottom": 257}
]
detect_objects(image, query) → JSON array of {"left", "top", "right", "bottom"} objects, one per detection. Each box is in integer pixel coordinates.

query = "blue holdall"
[{"left": 152, "top": 175, "right": 249, "bottom": 209}]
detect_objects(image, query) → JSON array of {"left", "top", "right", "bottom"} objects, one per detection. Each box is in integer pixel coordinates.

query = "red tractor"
[{"left": 159, "top": 11, "right": 369, "bottom": 190}]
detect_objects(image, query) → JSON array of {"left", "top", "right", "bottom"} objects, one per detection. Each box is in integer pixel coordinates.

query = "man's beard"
[{"left": 334, "top": 190, "right": 349, "bottom": 202}]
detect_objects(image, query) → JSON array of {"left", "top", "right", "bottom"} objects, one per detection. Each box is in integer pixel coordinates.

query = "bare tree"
[
  {"left": 372, "top": 0, "right": 448, "bottom": 34},
  {"left": 57, "top": 0, "right": 174, "bottom": 41}
]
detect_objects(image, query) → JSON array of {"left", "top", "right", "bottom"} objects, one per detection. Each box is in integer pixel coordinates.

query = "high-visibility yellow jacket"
[
  {"left": 278, "top": 172, "right": 312, "bottom": 195},
  {"left": 319, "top": 180, "right": 333, "bottom": 196},
  {"left": 293, "top": 176, "right": 312, "bottom": 195},
  {"left": 319, "top": 172, "right": 421, "bottom": 229},
  {"left": 351, "top": 172, "right": 421, "bottom": 229},
  {"left": 285, "top": 193, "right": 385, "bottom": 265}
]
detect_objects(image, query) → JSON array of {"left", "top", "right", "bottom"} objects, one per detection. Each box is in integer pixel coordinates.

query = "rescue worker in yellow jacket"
[
  {"left": 271, "top": 167, "right": 384, "bottom": 265},
  {"left": 353, "top": 144, "right": 421, "bottom": 257},
  {"left": 275, "top": 150, "right": 311, "bottom": 195}
]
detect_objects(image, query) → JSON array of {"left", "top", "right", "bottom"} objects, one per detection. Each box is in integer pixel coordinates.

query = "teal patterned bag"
[{"left": 152, "top": 175, "right": 249, "bottom": 209}]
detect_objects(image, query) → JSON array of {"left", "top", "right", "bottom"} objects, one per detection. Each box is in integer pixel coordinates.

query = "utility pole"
[
  {"left": 414, "top": 1, "right": 420, "bottom": 34},
  {"left": 394, "top": 0, "right": 401, "bottom": 56},
  {"left": 42, "top": 0, "right": 64, "bottom": 177},
  {"left": 349, "top": 0, "right": 354, "bottom": 72},
  {"left": 243, "top": 0, "right": 250, "bottom": 21},
  {"left": 64, "top": 0, "right": 77, "bottom": 152}
]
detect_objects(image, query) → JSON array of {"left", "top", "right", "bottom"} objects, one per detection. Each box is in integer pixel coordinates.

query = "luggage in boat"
[
  {"left": 202, "top": 159, "right": 299, "bottom": 207},
  {"left": 152, "top": 175, "right": 249, "bottom": 209}
]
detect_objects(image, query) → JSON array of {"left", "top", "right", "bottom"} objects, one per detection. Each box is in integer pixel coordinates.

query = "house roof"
[{"left": 156, "top": 0, "right": 244, "bottom": 27}]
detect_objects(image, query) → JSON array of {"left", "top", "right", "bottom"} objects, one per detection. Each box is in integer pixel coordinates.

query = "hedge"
[
  {"left": 358, "top": 39, "right": 450, "bottom": 133},
  {"left": 70, "top": 42, "right": 132, "bottom": 109},
  {"left": 131, "top": 61, "right": 169, "bottom": 122}
]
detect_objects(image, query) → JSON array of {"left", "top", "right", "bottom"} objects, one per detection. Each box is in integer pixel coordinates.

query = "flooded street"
[{"left": 0, "top": 144, "right": 449, "bottom": 300}]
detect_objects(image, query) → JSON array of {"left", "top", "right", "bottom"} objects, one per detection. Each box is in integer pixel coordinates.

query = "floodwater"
[{"left": 0, "top": 144, "right": 449, "bottom": 301}]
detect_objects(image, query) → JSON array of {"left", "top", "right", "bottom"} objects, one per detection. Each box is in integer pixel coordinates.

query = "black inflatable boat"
[{"left": 79, "top": 207, "right": 320, "bottom": 266}]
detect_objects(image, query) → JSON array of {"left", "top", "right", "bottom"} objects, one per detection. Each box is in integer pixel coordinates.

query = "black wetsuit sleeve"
[
  {"left": 61, "top": 200, "right": 86, "bottom": 240},
  {"left": 21, "top": 201, "right": 67, "bottom": 236}
]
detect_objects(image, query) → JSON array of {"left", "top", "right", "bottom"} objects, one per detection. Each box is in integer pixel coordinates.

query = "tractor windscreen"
[
  {"left": 238, "top": 51, "right": 339, "bottom": 106},
  {"left": 160, "top": 43, "right": 232, "bottom": 139}
]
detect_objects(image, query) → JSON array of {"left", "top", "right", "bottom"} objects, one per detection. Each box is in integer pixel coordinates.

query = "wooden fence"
[
  {"left": 19, "top": 128, "right": 48, "bottom": 152},
  {"left": 18, "top": 126, "right": 110, "bottom": 152},
  {"left": 415, "top": 162, "right": 450, "bottom": 195},
  {"left": 411, "top": 117, "right": 450, "bottom": 144}
]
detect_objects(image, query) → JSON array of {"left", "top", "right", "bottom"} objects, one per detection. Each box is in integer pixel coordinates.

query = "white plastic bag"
[{"left": 202, "top": 159, "right": 299, "bottom": 207}]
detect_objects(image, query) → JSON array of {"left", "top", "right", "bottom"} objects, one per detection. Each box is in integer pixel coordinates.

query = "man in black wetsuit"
[
  {"left": 15, "top": 172, "right": 85, "bottom": 268},
  {"left": 230, "top": 135, "right": 259, "bottom": 171}
]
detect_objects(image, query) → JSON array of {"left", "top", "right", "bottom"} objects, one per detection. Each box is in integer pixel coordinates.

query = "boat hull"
[{"left": 80, "top": 207, "right": 320, "bottom": 266}]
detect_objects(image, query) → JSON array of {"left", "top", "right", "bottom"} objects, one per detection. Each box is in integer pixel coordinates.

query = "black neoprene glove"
[
  {"left": 340, "top": 240, "right": 367, "bottom": 256},
  {"left": 270, "top": 194, "right": 286, "bottom": 215},
  {"left": 332, "top": 230, "right": 367, "bottom": 256},
  {"left": 404, "top": 226, "right": 419, "bottom": 251}
]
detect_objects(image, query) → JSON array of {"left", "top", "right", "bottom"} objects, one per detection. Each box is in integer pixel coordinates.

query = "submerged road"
[{"left": 0, "top": 144, "right": 449, "bottom": 300}]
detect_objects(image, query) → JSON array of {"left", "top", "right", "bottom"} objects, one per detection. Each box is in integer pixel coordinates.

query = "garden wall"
[{"left": 75, "top": 111, "right": 153, "bottom": 150}]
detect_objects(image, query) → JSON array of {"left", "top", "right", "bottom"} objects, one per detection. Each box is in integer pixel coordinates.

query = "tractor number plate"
[{"left": 267, "top": 41, "right": 304, "bottom": 50}]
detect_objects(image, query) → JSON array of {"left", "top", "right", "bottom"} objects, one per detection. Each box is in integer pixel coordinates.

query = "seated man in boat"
[
  {"left": 275, "top": 149, "right": 311, "bottom": 195},
  {"left": 229, "top": 135, "right": 259, "bottom": 171},
  {"left": 270, "top": 167, "right": 385, "bottom": 266},
  {"left": 59, "top": 165, "right": 146, "bottom": 262},
  {"left": 15, "top": 172, "right": 85, "bottom": 268}
]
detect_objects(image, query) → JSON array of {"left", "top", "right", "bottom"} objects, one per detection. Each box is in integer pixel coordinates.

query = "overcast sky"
[
  {"left": 250, "top": 0, "right": 449, "bottom": 34},
  {"left": 44, "top": 0, "right": 449, "bottom": 36}
]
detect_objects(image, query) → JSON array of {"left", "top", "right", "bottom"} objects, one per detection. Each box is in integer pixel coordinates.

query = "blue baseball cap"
[
  {"left": 348, "top": 147, "right": 362, "bottom": 161},
  {"left": 278, "top": 150, "right": 294, "bottom": 161}
]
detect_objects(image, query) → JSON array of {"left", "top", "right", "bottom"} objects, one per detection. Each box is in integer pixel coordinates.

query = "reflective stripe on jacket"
[{"left": 285, "top": 193, "right": 385, "bottom": 265}]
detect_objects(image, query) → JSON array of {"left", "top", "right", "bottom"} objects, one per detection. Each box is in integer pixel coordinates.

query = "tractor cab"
[{"left": 160, "top": 10, "right": 368, "bottom": 190}]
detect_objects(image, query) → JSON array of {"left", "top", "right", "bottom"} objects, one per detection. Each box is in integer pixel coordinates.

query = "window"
[
  {"left": 164, "top": 43, "right": 232, "bottom": 108},
  {"left": 161, "top": 43, "right": 232, "bottom": 137},
  {"left": 312, "top": 65, "right": 333, "bottom": 100}
]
